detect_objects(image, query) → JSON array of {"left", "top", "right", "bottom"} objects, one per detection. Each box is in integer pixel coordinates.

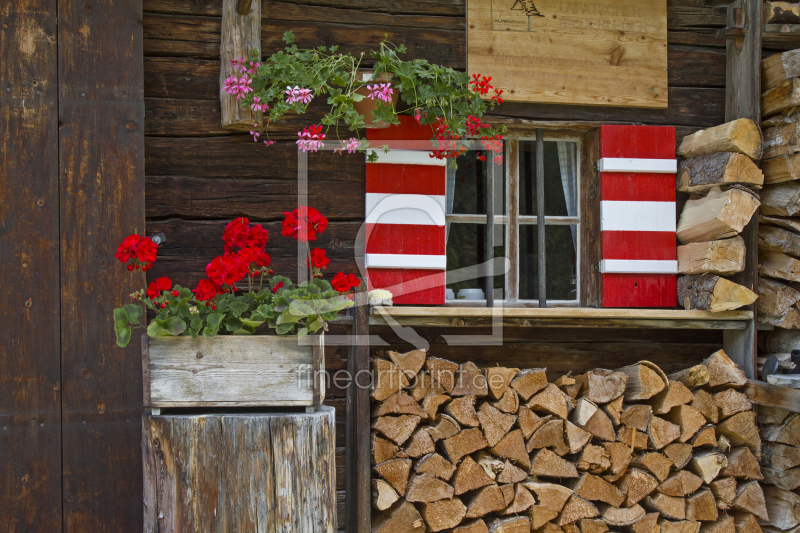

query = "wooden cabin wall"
[{"left": 142, "top": 0, "right": 729, "bottom": 527}]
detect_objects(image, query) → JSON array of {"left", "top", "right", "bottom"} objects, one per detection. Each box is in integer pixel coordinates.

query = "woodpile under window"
[{"left": 370, "top": 349, "right": 767, "bottom": 533}]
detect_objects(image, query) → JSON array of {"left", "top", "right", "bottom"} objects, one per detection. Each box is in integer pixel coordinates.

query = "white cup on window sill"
[{"left": 457, "top": 288, "right": 485, "bottom": 300}]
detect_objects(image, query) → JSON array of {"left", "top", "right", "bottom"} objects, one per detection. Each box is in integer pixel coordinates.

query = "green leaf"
[
  {"left": 276, "top": 322, "right": 294, "bottom": 335},
  {"left": 240, "top": 318, "right": 265, "bottom": 328},
  {"left": 297, "top": 327, "right": 309, "bottom": 337},
  {"left": 289, "top": 300, "right": 315, "bottom": 317},
  {"left": 283, "top": 30, "right": 295, "bottom": 44},
  {"left": 147, "top": 319, "right": 170, "bottom": 337},
  {"left": 116, "top": 326, "right": 131, "bottom": 347},
  {"left": 164, "top": 316, "right": 187, "bottom": 336},
  {"left": 113, "top": 308, "right": 129, "bottom": 329},
  {"left": 203, "top": 312, "right": 224, "bottom": 338},
  {"left": 229, "top": 301, "right": 249, "bottom": 317},
  {"left": 123, "top": 304, "right": 142, "bottom": 323}
]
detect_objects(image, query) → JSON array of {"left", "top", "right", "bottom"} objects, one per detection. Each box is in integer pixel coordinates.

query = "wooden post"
[
  {"left": 220, "top": 0, "right": 261, "bottom": 130},
  {"left": 346, "top": 281, "right": 370, "bottom": 533},
  {"left": 537, "top": 129, "right": 547, "bottom": 308},
  {"left": 722, "top": 0, "right": 762, "bottom": 378},
  {"left": 486, "top": 156, "right": 495, "bottom": 307}
]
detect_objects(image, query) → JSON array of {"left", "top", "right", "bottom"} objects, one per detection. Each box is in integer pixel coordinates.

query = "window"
[{"left": 445, "top": 132, "right": 581, "bottom": 306}]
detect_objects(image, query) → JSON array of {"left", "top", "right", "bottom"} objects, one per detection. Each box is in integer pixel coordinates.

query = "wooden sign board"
[{"left": 467, "top": 0, "right": 668, "bottom": 108}]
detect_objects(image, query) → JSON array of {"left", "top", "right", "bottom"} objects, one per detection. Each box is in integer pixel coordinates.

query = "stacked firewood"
[
  {"left": 674, "top": 119, "right": 763, "bottom": 311},
  {"left": 370, "top": 349, "right": 768, "bottom": 533},
  {"left": 756, "top": 404, "right": 800, "bottom": 533},
  {"left": 757, "top": 49, "right": 800, "bottom": 331}
]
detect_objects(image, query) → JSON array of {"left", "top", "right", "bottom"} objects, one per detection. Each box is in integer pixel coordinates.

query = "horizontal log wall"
[{"left": 143, "top": 0, "right": 730, "bottom": 527}]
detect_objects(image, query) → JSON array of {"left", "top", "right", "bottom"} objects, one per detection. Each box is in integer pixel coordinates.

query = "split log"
[
  {"left": 716, "top": 411, "right": 761, "bottom": 453},
  {"left": 651, "top": 381, "right": 695, "bottom": 415},
  {"left": 700, "top": 515, "right": 734, "bottom": 533},
  {"left": 373, "top": 391, "right": 428, "bottom": 418},
  {"left": 712, "top": 390, "right": 752, "bottom": 420},
  {"left": 761, "top": 182, "right": 800, "bottom": 216},
  {"left": 678, "top": 274, "right": 758, "bottom": 312},
  {"left": 416, "top": 453, "right": 456, "bottom": 481},
  {"left": 523, "top": 482, "right": 573, "bottom": 512},
  {"left": 644, "top": 493, "right": 686, "bottom": 520},
  {"left": 691, "top": 390, "right": 719, "bottom": 424},
  {"left": 709, "top": 477, "right": 737, "bottom": 510},
  {"left": 659, "top": 520, "right": 701, "bottom": 533},
  {"left": 527, "top": 383, "right": 572, "bottom": 420},
  {"left": 445, "top": 395, "right": 480, "bottom": 427},
  {"left": 497, "top": 460, "right": 527, "bottom": 484},
  {"left": 657, "top": 470, "right": 703, "bottom": 497},
  {"left": 618, "top": 425, "right": 649, "bottom": 451},
  {"left": 648, "top": 417, "right": 682, "bottom": 450},
  {"left": 422, "top": 394, "right": 451, "bottom": 422},
  {"left": 625, "top": 513, "right": 660, "bottom": 533},
  {"left": 763, "top": 78, "right": 800, "bottom": 119},
  {"left": 465, "top": 485, "right": 506, "bottom": 518},
  {"left": 633, "top": 453, "right": 673, "bottom": 483},
  {"left": 677, "top": 186, "right": 761, "bottom": 244},
  {"left": 220, "top": 0, "right": 261, "bottom": 130},
  {"left": 578, "top": 518, "right": 609, "bottom": 533},
  {"left": 617, "top": 468, "right": 659, "bottom": 506},
  {"left": 500, "top": 484, "right": 535, "bottom": 515},
  {"left": 565, "top": 421, "right": 592, "bottom": 454},
  {"left": 406, "top": 473, "right": 454, "bottom": 503},
  {"left": 410, "top": 372, "right": 446, "bottom": 401},
  {"left": 420, "top": 497, "right": 467, "bottom": 532},
  {"left": 663, "top": 443, "right": 694, "bottom": 469},
  {"left": 557, "top": 495, "right": 599, "bottom": 526},
  {"left": 574, "top": 370, "right": 628, "bottom": 404},
  {"left": 491, "top": 429, "right": 530, "bottom": 470},
  {"left": 487, "top": 516, "right": 531, "bottom": 533},
  {"left": 453, "top": 362, "right": 489, "bottom": 397},
  {"left": 758, "top": 277, "right": 800, "bottom": 316},
  {"left": 486, "top": 367, "right": 519, "bottom": 399},
  {"left": 577, "top": 444, "right": 611, "bottom": 474},
  {"left": 425, "top": 357, "right": 460, "bottom": 394},
  {"left": 518, "top": 408, "right": 549, "bottom": 439},
  {"left": 764, "top": 122, "right": 800, "bottom": 159},
  {"left": 531, "top": 448, "right": 579, "bottom": 479},
  {"left": 404, "top": 428, "right": 435, "bottom": 458},
  {"left": 766, "top": 373, "right": 800, "bottom": 387},
  {"left": 389, "top": 348, "right": 426, "bottom": 379},
  {"left": 669, "top": 365, "right": 710, "bottom": 389},
  {"left": 476, "top": 452, "right": 505, "bottom": 481},
  {"left": 686, "top": 489, "right": 718, "bottom": 522},
  {"left": 758, "top": 308, "right": 800, "bottom": 328},
  {"left": 678, "top": 237, "right": 746, "bottom": 276},
  {"left": 571, "top": 473, "right": 625, "bottom": 507},
  {"left": 761, "top": 442, "right": 800, "bottom": 470},
  {"left": 761, "top": 464, "right": 800, "bottom": 490},
  {"left": 603, "top": 396, "right": 625, "bottom": 426},
  {"left": 477, "top": 403, "right": 517, "bottom": 448},
  {"left": 689, "top": 451, "right": 728, "bottom": 483},
  {"left": 530, "top": 506, "right": 560, "bottom": 529},
  {"left": 453, "top": 456, "right": 495, "bottom": 495},
  {"left": 730, "top": 481, "right": 769, "bottom": 522},
  {"left": 760, "top": 329, "right": 800, "bottom": 353},
  {"left": 373, "top": 434, "right": 399, "bottom": 464},
  {"left": 704, "top": 350, "right": 748, "bottom": 388},
  {"left": 732, "top": 513, "right": 764, "bottom": 533},
  {"left": 756, "top": 406, "right": 792, "bottom": 426},
  {"left": 617, "top": 362, "right": 667, "bottom": 401},
  {"left": 763, "top": 49, "right": 800, "bottom": 91},
  {"left": 570, "top": 399, "right": 615, "bottom": 442},
  {"left": 511, "top": 368, "right": 548, "bottom": 401},
  {"left": 763, "top": 107, "right": 800, "bottom": 127},
  {"left": 375, "top": 458, "right": 413, "bottom": 497},
  {"left": 762, "top": 154, "right": 800, "bottom": 185},
  {"left": 455, "top": 519, "right": 490, "bottom": 533},
  {"left": 442, "top": 428, "right": 489, "bottom": 464},
  {"left": 490, "top": 388, "right": 519, "bottom": 414},
  {"left": 602, "top": 442, "right": 633, "bottom": 480},
  {"left": 677, "top": 153, "right": 764, "bottom": 194},
  {"left": 691, "top": 425, "right": 718, "bottom": 448},
  {"left": 665, "top": 405, "right": 707, "bottom": 443},
  {"left": 599, "top": 504, "right": 646, "bottom": 527},
  {"left": 527, "top": 419, "right": 569, "bottom": 455},
  {"left": 372, "top": 500, "right": 425, "bottom": 533},
  {"left": 373, "top": 358, "right": 411, "bottom": 401},
  {"left": 427, "top": 414, "right": 460, "bottom": 443},
  {"left": 677, "top": 119, "right": 762, "bottom": 160},
  {"left": 760, "top": 225, "right": 800, "bottom": 260},
  {"left": 373, "top": 415, "right": 421, "bottom": 446}
]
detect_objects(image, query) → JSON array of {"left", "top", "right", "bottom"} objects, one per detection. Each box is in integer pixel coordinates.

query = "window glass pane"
[
  {"left": 519, "top": 140, "right": 577, "bottom": 217},
  {"left": 447, "top": 151, "right": 506, "bottom": 215},
  {"left": 446, "top": 223, "right": 506, "bottom": 300},
  {"left": 519, "top": 225, "right": 578, "bottom": 301}
]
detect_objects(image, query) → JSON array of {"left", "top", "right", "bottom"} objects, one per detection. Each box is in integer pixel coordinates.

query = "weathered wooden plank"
[
  {"left": 143, "top": 0, "right": 466, "bottom": 17},
  {"left": 743, "top": 379, "right": 800, "bottom": 411},
  {"left": 220, "top": 0, "right": 261, "bottom": 130},
  {"left": 0, "top": 0, "right": 62, "bottom": 528}
]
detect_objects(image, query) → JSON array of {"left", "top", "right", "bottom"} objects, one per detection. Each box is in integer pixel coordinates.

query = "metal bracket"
[{"left": 150, "top": 233, "right": 166, "bottom": 245}]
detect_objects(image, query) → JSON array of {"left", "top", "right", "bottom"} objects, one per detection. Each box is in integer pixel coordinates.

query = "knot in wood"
[{"left": 451, "top": 318, "right": 465, "bottom": 327}]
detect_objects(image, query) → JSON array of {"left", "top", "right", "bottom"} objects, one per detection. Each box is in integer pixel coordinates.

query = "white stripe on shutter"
[
  {"left": 600, "top": 201, "right": 676, "bottom": 233},
  {"left": 365, "top": 193, "right": 446, "bottom": 225},
  {"left": 597, "top": 158, "right": 677, "bottom": 173},
  {"left": 365, "top": 254, "right": 447, "bottom": 269},
  {"left": 600, "top": 260, "right": 678, "bottom": 274}
]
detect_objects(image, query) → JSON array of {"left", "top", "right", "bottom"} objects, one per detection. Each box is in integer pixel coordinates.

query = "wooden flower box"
[{"left": 141, "top": 335, "right": 325, "bottom": 411}]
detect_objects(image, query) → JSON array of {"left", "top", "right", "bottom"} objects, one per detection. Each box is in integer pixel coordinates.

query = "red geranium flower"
[
  {"left": 307, "top": 248, "right": 330, "bottom": 269},
  {"left": 331, "top": 272, "right": 360, "bottom": 293},
  {"left": 223, "top": 217, "right": 269, "bottom": 253},
  {"left": 146, "top": 282, "right": 160, "bottom": 300},
  {"left": 238, "top": 246, "right": 271, "bottom": 269},
  {"left": 192, "top": 278, "right": 224, "bottom": 302},
  {"left": 115, "top": 234, "right": 159, "bottom": 271},
  {"left": 206, "top": 253, "right": 248, "bottom": 287},
  {"left": 156, "top": 277, "right": 172, "bottom": 291},
  {"left": 282, "top": 206, "right": 328, "bottom": 242},
  {"left": 272, "top": 281, "right": 284, "bottom": 294}
]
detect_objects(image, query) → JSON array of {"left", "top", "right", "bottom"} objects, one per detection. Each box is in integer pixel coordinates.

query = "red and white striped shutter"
[
  {"left": 599, "top": 125, "right": 678, "bottom": 307},
  {"left": 365, "top": 116, "right": 446, "bottom": 304}
]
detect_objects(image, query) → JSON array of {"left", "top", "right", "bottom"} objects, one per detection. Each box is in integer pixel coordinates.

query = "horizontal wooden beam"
[
  {"left": 373, "top": 306, "right": 752, "bottom": 320},
  {"left": 743, "top": 379, "right": 800, "bottom": 412},
  {"left": 369, "top": 316, "right": 748, "bottom": 329}
]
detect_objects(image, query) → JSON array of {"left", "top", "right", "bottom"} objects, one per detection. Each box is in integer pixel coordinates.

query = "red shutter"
[
  {"left": 365, "top": 117, "right": 446, "bottom": 304},
  {"left": 599, "top": 125, "right": 678, "bottom": 307}
]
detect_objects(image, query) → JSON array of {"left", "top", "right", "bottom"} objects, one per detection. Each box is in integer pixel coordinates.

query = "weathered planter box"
[{"left": 141, "top": 334, "right": 325, "bottom": 410}]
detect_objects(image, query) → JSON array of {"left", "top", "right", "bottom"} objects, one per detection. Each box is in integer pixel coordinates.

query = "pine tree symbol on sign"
[{"left": 510, "top": 0, "right": 544, "bottom": 17}]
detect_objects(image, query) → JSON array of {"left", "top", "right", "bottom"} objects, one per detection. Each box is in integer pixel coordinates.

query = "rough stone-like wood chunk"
[
  {"left": 659, "top": 520, "right": 701, "bottom": 533},
  {"left": 373, "top": 433, "right": 400, "bottom": 464},
  {"left": 563, "top": 523, "right": 581, "bottom": 533},
  {"left": 373, "top": 478, "right": 400, "bottom": 511},
  {"left": 527, "top": 419, "right": 568, "bottom": 455},
  {"left": 691, "top": 390, "right": 719, "bottom": 424},
  {"left": 519, "top": 407, "right": 549, "bottom": 439},
  {"left": 389, "top": 348, "right": 426, "bottom": 379},
  {"left": 617, "top": 363, "right": 667, "bottom": 401},
  {"left": 523, "top": 482, "right": 574, "bottom": 513},
  {"left": 446, "top": 395, "right": 480, "bottom": 427},
  {"left": 453, "top": 455, "right": 495, "bottom": 495},
  {"left": 571, "top": 473, "right": 625, "bottom": 507},
  {"left": 617, "top": 468, "right": 659, "bottom": 506},
  {"left": 603, "top": 441, "right": 633, "bottom": 480},
  {"left": 669, "top": 365, "right": 711, "bottom": 389},
  {"left": 422, "top": 394, "right": 451, "bottom": 422},
  {"left": 476, "top": 451, "right": 505, "bottom": 481},
  {"left": 478, "top": 402, "right": 517, "bottom": 447},
  {"left": 732, "top": 513, "right": 763, "bottom": 533},
  {"left": 579, "top": 518, "right": 609, "bottom": 533},
  {"left": 372, "top": 500, "right": 425, "bottom": 533},
  {"left": 760, "top": 225, "right": 800, "bottom": 260},
  {"left": 571, "top": 399, "right": 615, "bottom": 442},
  {"left": 691, "top": 425, "right": 718, "bottom": 448},
  {"left": 677, "top": 187, "right": 760, "bottom": 244},
  {"left": 762, "top": 152, "right": 800, "bottom": 185},
  {"left": 758, "top": 307, "right": 800, "bottom": 329},
  {"left": 501, "top": 483, "right": 536, "bottom": 515},
  {"left": 622, "top": 405, "right": 654, "bottom": 432},
  {"left": 599, "top": 504, "right": 647, "bottom": 527},
  {"left": 425, "top": 357, "right": 460, "bottom": 394},
  {"left": 686, "top": 488, "right": 718, "bottom": 522},
  {"left": 704, "top": 350, "right": 748, "bottom": 388},
  {"left": 761, "top": 182, "right": 800, "bottom": 217},
  {"left": 760, "top": 250, "right": 800, "bottom": 282},
  {"left": 644, "top": 493, "right": 686, "bottom": 520},
  {"left": 511, "top": 368, "right": 548, "bottom": 400},
  {"left": 404, "top": 428, "right": 436, "bottom": 458},
  {"left": 689, "top": 451, "right": 727, "bottom": 483},
  {"left": 557, "top": 495, "right": 599, "bottom": 526},
  {"left": 411, "top": 372, "right": 446, "bottom": 401},
  {"left": 648, "top": 416, "right": 682, "bottom": 450},
  {"left": 577, "top": 444, "right": 612, "bottom": 474},
  {"left": 603, "top": 395, "right": 625, "bottom": 426},
  {"left": 709, "top": 477, "right": 736, "bottom": 510},
  {"left": 700, "top": 515, "right": 734, "bottom": 533},
  {"left": 374, "top": 390, "right": 427, "bottom": 418},
  {"left": 763, "top": 50, "right": 800, "bottom": 91},
  {"left": 428, "top": 414, "right": 461, "bottom": 443},
  {"left": 528, "top": 383, "right": 571, "bottom": 420},
  {"left": 487, "top": 367, "right": 520, "bottom": 399},
  {"left": 565, "top": 421, "right": 592, "bottom": 454},
  {"left": 633, "top": 453, "right": 673, "bottom": 483},
  {"left": 416, "top": 452, "right": 456, "bottom": 481},
  {"left": 455, "top": 519, "right": 490, "bottom": 533},
  {"left": 762, "top": 485, "right": 800, "bottom": 529},
  {"left": 677, "top": 153, "right": 764, "bottom": 195},
  {"left": 625, "top": 512, "right": 660, "bottom": 533},
  {"left": 487, "top": 516, "right": 532, "bottom": 533},
  {"left": 531, "top": 448, "right": 579, "bottom": 479},
  {"left": 679, "top": 236, "right": 746, "bottom": 276},
  {"left": 453, "top": 362, "right": 489, "bottom": 397},
  {"left": 499, "top": 483, "right": 516, "bottom": 506},
  {"left": 730, "top": 481, "right": 768, "bottom": 522},
  {"left": 465, "top": 484, "right": 505, "bottom": 517},
  {"left": 498, "top": 460, "right": 528, "bottom": 484},
  {"left": 373, "top": 358, "right": 411, "bottom": 401},
  {"left": 716, "top": 411, "right": 760, "bottom": 453},
  {"left": 651, "top": 381, "right": 695, "bottom": 415},
  {"left": 531, "top": 506, "right": 561, "bottom": 529},
  {"left": 443, "top": 428, "right": 488, "bottom": 464},
  {"left": 678, "top": 274, "right": 758, "bottom": 312},
  {"left": 677, "top": 119, "right": 762, "bottom": 160},
  {"left": 761, "top": 464, "right": 800, "bottom": 490},
  {"left": 373, "top": 415, "right": 421, "bottom": 446},
  {"left": 491, "top": 388, "right": 520, "bottom": 414},
  {"left": 575, "top": 370, "right": 628, "bottom": 404},
  {"left": 762, "top": 412, "right": 800, "bottom": 447},
  {"left": 406, "top": 473, "right": 454, "bottom": 503},
  {"left": 761, "top": 442, "right": 800, "bottom": 471},
  {"left": 720, "top": 448, "right": 761, "bottom": 480},
  {"left": 375, "top": 458, "right": 413, "bottom": 497},
  {"left": 420, "top": 497, "right": 467, "bottom": 532},
  {"left": 563, "top": 382, "right": 584, "bottom": 400},
  {"left": 666, "top": 405, "right": 707, "bottom": 443},
  {"left": 618, "top": 425, "right": 649, "bottom": 451},
  {"left": 492, "top": 429, "right": 530, "bottom": 470},
  {"left": 713, "top": 391, "right": 751, "bottom": 420},
  {"left": 658, "top": 470, "right": 703, "bottom": 497}
]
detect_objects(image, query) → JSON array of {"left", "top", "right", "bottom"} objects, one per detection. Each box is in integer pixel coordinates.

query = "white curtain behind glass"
[{"left": 556, "top": 142, "right": 578, "bottom": 246}]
